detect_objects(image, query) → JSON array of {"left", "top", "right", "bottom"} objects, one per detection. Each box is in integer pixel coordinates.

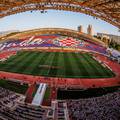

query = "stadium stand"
[
  {"left": 107, "top": 48, "right": 120, "bottom": 63},
  {"left": 0, "top": 51, "right": 16, "bottom": 61},
  {"left": 0, "top": 103, "right": 48, "bottom": 120},
  {"left": 0, "top": 35, "right": 107, "bottom": 55},
  {"left": 0, "top": 85, "right": 119, "bottom": 120},
  {"left": 0, "top": 86, "right": 49, "bottom": 120},
  {"left": 67, "top": 91, "right": 120, "bottom": 120},
  {"left": 0, "top": 87, "right": 25, "bottom": 108}
]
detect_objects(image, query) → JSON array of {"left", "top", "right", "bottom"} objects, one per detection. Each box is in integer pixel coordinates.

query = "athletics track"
[{"left": 0, "top": 53, "right": 120, "bottom": 89}]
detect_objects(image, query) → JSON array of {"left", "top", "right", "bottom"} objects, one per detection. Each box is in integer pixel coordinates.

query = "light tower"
[{"left": 87, "top": 24, "right": 93, "bottom": 36}]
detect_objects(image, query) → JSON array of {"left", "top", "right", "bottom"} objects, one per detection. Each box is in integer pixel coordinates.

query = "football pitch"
[{"left": 0, "top": 51, "right": 115, "bottom": 78}]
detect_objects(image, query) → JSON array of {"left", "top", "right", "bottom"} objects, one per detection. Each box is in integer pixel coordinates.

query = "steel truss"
[{"left": 0, "top": 0, "right": 120, "bottom": 28}]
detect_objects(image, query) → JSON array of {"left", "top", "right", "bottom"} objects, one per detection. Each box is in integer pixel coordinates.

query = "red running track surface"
[{"left": 0, "top": 53, "right": 120, "bottom": 89}]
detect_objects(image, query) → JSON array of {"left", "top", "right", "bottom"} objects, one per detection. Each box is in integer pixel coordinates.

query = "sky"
[{"left": 0, "top": 10, "right": 120, "bottom": 36}]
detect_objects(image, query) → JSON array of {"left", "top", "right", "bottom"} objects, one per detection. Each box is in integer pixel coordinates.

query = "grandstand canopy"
[{"left": 0, "top": 0, "right": 120, "bottom": 29}]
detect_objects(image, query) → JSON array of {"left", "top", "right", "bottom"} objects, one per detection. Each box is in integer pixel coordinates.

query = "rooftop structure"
[{"left": 0, "top": 0, "right": 119, "bottom": 29}]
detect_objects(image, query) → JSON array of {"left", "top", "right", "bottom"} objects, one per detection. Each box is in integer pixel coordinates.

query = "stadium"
[{"left": 0, "top": 0, "right": 120, "bottom": 120}]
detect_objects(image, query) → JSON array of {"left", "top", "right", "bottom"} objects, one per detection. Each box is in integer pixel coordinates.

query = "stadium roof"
[{"left": 0, "top": 0, "right": 120, "bottom": 28}]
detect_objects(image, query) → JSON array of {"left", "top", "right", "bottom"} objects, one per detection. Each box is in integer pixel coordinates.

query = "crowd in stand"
[
  {"left": 67, "top": 91, "right": 120, "bottom": 120},
  {"left": 0, "top": 87, "right": 49, "bottom": 120},
  {"left": 0, "top": 84, "right": 120, "bottom": 120},
  {"left": 0, "top": 87, "right": 24, "bottom": 109},
  {"left": 0, "top": 103, "right": 48, "bottom": 120},
  {"left": 0, "top": 35, "right": 107, "bottom": 55}
]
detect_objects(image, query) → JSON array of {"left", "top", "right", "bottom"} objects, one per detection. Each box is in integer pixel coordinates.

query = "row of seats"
[
  {"left": 67, "top": 91, "right": 120, "bottom": 120},
  {"left": 0, "top": 103, "right": 49, "bottom": 120},
  {"left": 0, "top": 35, "right": 107, "bottom": 55},
  {"left": 0, "top": 83, "right": 119, "bottom": 120},
  {"left": 0, "top": 87, "right": 24, "bottom": 109},
  {"left": 0, "top": 86, "right": 49, "bottom": 120}
]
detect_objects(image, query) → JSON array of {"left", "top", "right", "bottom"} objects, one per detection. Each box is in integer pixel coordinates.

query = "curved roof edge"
[{"left": 0, "top": 1, "right": 120, "bottom": 29}]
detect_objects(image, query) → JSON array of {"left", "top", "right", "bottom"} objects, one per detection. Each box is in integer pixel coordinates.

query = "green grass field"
[
  {"left": 44, "top": 87, "right": 51, "bottom": 100},
  {"left": 0, "top": 51, "right": 115, "bottom": 78}
]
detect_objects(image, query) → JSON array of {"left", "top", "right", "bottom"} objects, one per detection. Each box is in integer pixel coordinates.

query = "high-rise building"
[
  {"left": 97, "top": 33, "right": 120, "bottom": 44},
  {"left": 87, "top": 25, "right": 93, "bottom": 36},
  {"left": 78, "top": 25, "right": 83, "bottom": 33}
]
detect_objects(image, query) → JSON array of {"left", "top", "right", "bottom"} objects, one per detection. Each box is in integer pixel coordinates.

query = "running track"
[{"left": 0, "top": 54, "right": 120, "bottom": 89}]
